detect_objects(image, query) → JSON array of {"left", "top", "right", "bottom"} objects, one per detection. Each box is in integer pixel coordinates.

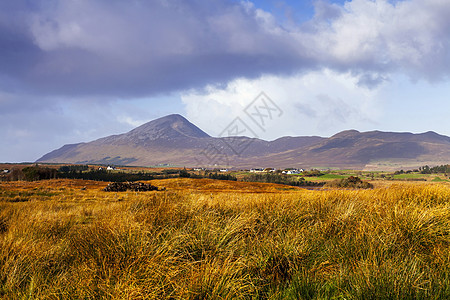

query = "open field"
[{"left": 1, "top": 178, "right": 450, "bottom": 299}]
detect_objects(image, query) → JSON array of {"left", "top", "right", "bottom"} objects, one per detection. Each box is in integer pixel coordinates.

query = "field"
[{"left": 1, "top": 178, "right": 450, "bottom": 299}]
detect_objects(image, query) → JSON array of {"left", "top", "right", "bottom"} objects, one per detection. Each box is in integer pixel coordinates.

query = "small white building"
[
  {"left": 282, "top": 169, "right": 304, "bottom": 175},
  {"left": 107, "top": 166, "right": 116, "bottom": 171},
  {"left": 250, "top": 168, "right": 264, "bottom": 173},
  {"left": 219, "top": 169, "right": 228, "bottom": 172}
]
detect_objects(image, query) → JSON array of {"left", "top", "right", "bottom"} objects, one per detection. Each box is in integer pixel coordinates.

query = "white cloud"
[
  {"left": 304, "top": 0, "right": 450, "bottom": 81},
  {"left": 182, "top": 66, "right": 450, "bottom": 139},
  {"left": 116, "top": 116, "right": 145, "bottom": 128},
  {"left": 182, "top": 69, "right": 382, "bottom": 139}
]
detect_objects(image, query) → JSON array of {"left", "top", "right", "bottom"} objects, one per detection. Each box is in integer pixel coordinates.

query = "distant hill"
[{"left": 37, "top": 114, "right": 450, "bottom": 170}]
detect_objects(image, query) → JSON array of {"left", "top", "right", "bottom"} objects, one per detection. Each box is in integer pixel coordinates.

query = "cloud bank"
[
  {"left": 1, "top": 0, "right": 450, "bottom": 99},
  {"left": 303, "top": 0, "right": 450, "bottom": 82},
  {"left": 182, "top": 70, "right": 381, "bottom": 140},
  {"left": 2, "top": 0, "right": 308, "bottom": 98}
]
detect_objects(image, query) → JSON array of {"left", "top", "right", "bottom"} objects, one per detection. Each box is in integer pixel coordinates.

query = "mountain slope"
[
  {"left": 37, "top": 114, "right": 450, "bottom": 170},
  {"left": 253, "top": 130, "right": 450, "bottom": 169}
]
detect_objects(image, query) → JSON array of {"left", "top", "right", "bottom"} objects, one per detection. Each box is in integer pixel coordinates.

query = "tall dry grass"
[{"left": 0, "top": 180, "right": 449, "bottom": 299}]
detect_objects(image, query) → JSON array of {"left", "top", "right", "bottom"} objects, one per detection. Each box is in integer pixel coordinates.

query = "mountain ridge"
[{"left": 37, "top": 114, "right": 450, "bottom": 170}]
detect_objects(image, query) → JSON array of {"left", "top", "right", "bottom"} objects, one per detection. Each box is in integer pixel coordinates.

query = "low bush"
[
  {"left": 242, "top": 173, "right": 324, "bottom": 187},
  {"left": 326, "top": 176, "right": 373, "bottom": 189}
]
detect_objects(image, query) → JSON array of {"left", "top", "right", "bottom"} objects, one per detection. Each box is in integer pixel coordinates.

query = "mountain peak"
[
  {"left": 418, "top": 131, "right": 450, "bottom": 143},
  {"left": 127, "top": 114, "right": 210, "bottom": 140},
  {"left": 157, "top": 114, "right": 187, "bottom": 122},
  {"left": 330, "top": 129, "right": 360, "bottom": 138},
  {"left": 36, "top": 114, "right": 450, "bottom": 169}
]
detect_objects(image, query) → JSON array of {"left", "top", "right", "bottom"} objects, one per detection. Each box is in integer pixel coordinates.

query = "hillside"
[{"left": 37, "top": 114, "right": 450, "bottom": 170}]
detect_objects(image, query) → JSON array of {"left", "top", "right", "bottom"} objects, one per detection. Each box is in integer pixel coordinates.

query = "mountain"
[
  {"left": 117, "top": 114, "right": 210, "bottom": 141},
  {"left": 37, "top": 114, "right": 450, "bottom": 170},
  {"left": 250, "top": 130, "right": 450, "bottom": 170}
]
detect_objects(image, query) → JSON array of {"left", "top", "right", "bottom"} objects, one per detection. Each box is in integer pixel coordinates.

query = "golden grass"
[{"left": 0, "top": 179, "right": 449, "bottom": 299}]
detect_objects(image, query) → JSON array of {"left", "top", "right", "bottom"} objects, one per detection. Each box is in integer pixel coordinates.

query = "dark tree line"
[
  {"left": 3, "top": 165, "right": 156, "bottom": 182},
  {"left": 22, "top": 166, "right": 58, "bottom": 181},
  {"left": 2, "top": 166, "right": 58, "bottom": 181},
  {"left": 207, "top": 172, "right": 237, "bottom": 181},
  {"left": 58, "top": 169, "right": 156, "bottom": 182},
  {"left": 325, "top": 176, "right": 373, "bottom": 189},
  {"left": 58, "top": 165, "right": 89, "bottom": 173},
  {"left": 302, "top": 169, "right": 325, "bottom": 177},
  {"left": 2, "top": 165, "right": 323, "bottom": 187},
  {"left": 241, "top": 173, "right": 324, "bottom": 187},
  {"left": 419, "top": 165, "right": 450, "bottom": 174}
]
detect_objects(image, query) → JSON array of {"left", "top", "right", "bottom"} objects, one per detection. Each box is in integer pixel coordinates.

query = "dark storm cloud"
[
  {"left": 0, "top": 1, "right": 42, "bottom": 93},
  {"left": 0, "top": 0, "right": 312, "bottom": 98},
  {"left": 2, "top": 0, "right": 450, "bottom": 100}
]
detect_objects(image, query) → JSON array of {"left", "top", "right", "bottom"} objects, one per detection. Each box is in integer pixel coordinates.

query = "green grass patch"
[
  {"left": 318, "top": 174, "right": 347, "bottom": 179},
  {"left": 302, "top": 174, "right": 345, "bottom": 181},
  {"left": 394, "top": 173, "right": 431, "bottom": 179},
  {"left": 301, "top": 176, "right": 323, "bottom": 181},
  {"left": 431, "top": 177, "right": 447, "bottom": 182},
  {"left": 0, "top": 190, "right": 59, "bottom": 200}
]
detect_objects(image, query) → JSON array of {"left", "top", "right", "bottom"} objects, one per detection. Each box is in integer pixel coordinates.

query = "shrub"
[
  {"left": 326, "top": 176, "right": 373, "bottom": 189},
  {"left": 22, "top": 166, "right": 57, "bottom": 181},
  {"left": 58, "top": 165, "right": 89, "bottom": 173},
  {"left": 57, "top": 169, "right": 155, "bottom": 182},
  {"left": 208, "top": 172, "right": 237, "bottom": 181},
  {"left": 179, "top": 168, "right": 191, "bottom": 178},
  {"left": 302, "top": 169, "right": 325, "bottom": 177},
  {"left": 242, "top": 173, "right": 324, "bottom": 187}
]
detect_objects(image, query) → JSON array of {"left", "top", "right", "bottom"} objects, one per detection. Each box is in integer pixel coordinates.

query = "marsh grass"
[{"left": 0, "top": 180, "right": 449, "bottom": 299}]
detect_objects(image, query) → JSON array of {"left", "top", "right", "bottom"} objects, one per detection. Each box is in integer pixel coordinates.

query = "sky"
[{"left": 1, "top": 0, "right": 450, "bottom": 162}]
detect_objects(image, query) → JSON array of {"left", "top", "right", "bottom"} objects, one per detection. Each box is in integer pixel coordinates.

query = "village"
[
  {"left": 249, "top": 168, "right": 304, "bottom": 174},
  {"left": 192, "top": 167, "right": 304, "bottom": 174}
]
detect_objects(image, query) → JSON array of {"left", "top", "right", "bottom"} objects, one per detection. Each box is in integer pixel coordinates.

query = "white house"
[{"left": 282, "top": 169, "right": 304, "bottom": 175}]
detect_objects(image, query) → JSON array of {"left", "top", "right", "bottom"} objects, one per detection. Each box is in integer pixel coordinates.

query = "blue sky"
[
  {"left": 255, "top": 0, "right": 347, "bottom": 21},
  {"left": 1, "top": 0, "right": 450, "bottom": 162}
]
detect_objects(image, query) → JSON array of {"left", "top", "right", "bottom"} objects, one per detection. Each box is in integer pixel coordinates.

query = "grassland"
[{"left": 0, "top": 178, "right": 450, "bottom": 299}]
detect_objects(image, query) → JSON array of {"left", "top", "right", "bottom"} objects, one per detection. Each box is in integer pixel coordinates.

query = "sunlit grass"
[{"left": 0, "top": 179, "right": 449, "bottom": 298}]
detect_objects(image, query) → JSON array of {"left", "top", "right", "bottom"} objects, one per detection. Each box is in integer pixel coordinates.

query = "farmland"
[{"left": 0, "top": 177, "right": 449, "bottom": 299}]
